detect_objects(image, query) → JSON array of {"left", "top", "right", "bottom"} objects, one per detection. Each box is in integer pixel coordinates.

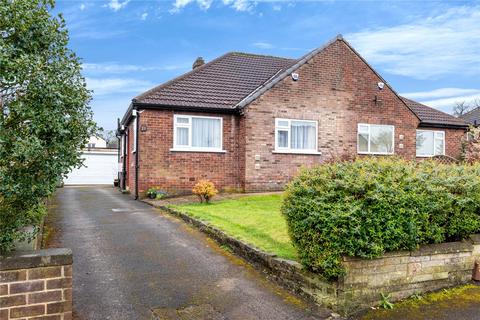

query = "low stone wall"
[
  {"left": 156, "top": 205, "right": 479, "bottom": 314},
  {"left": 0, "top": 248, "right": 73, "bottom": 320},
  {"left": 341, "top": 235, "right": 480, "bottom": 310}
]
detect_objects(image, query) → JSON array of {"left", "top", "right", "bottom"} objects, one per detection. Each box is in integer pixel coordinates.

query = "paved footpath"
[{"left": 45, "top": 186, "right": 331, "bottom": 320}]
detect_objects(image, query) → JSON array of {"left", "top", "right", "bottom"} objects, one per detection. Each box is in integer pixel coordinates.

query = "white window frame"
[
  {"left": 273, "top": 118, "right": 320, "bottom": 154},
  {"left": 416, "top": 130, "right": 445, "bottom": 157},
  {"left": 120, "top": 134, "right": 125, "bottom": 157},
  {"left": 171, "top": 114, "right": 225, "bottom": 153},
  {"left": 357, "top": 123, "right": 395, "bottom": 155},
  {"left": 132, "top": 117, "right": 137, "bottom": 153}
]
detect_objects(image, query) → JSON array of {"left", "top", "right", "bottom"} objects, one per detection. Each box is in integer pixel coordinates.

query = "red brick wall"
[
  {"left": 133, "top": 110, "right": 243, "bottom": 195},
  {"left": 439, "top": 127, "right": 466, "bottom": 159},
  {"left": 241, "top": 40, "right": 423, "bottom": 191},
  {"left": 124, "top": 39, "right": 465, "bottom": 194}
]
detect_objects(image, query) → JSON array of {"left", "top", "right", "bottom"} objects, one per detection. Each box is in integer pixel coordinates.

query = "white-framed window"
[
  {"left": 357, "top": 124, "right": 395, "bottom": 155},
  {"left": 274, "top": 118, "right": 318, "bottom": 153},
  {"left": 172, "top": 114, "right": 223, "bottom": 152},
  {"left": 416, "top": 130, "right": 445, "bottom": 157}
]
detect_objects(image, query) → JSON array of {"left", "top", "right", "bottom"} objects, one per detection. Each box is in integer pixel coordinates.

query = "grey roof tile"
[
  {"left": 134, "top": 52, "right": 296, "bottom": 109},
  {"left": 460, "top": 107, "right": 480, "bottom": 126},
  {"left": 401, "top": 97, "right": 467, "bottom": 128}
]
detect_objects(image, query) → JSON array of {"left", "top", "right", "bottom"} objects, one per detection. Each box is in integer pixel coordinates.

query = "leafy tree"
[{"left": 0, "top": 0, "right": 96, "bottom": 252}]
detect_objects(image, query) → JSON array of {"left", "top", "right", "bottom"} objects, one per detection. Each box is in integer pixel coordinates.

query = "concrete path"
[{"left": 45, "top": 186, "right": 330, "bottom": 320}]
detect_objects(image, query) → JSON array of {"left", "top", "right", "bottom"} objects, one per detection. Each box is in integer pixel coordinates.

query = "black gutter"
[
  {"left": 134, "top": 106, "right": 140, "bottom": 200},
  {"left": 419, "top": 122, "right": 469, "bottom": 130},
  {"left": 120, "top": 101, "right": 239, "bottom": 127}
]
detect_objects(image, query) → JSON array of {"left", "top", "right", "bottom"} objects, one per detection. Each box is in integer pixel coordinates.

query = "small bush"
[
  {"left": 192, "top": 180, "right": 218, "bottom": 203},
  {"left": 282, "top": 158, "right": 480, "bottom": 280},
  {"left": 146, "top": 187, "right": 167, "bottom": 200}
]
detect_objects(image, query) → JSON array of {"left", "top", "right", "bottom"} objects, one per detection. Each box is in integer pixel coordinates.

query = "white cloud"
[
  {"left": 82, "top": 62, "right": 187, "bottom": 75},
  {"left": 272, "top": 4, "right": 282, "bottom": 11},
  {"left": 171, "top": 0, "right": 257, "bottom": 12},
  {"left": 85, "top": 77, "right": 154, "bottom": 96},
  {"left": 107, "top": 0, "right": 131, "bottom": 12},
  {"left": 141, "top": 12, "right": 148, "bottom": 20},
  {"left": 401, "top": 88, "right": 480, "bottom": 100},
  {"left": 421, "top": 94, "right": 480, "bottom": 110},
  {"left": 401, "top": 87, "right": 480, "bottom": 112},
  {"left": 252, "top": 42, "right": 273, "bottom": 49},
  {"left": 347, "top": 6, "right": 480, "bottom": 79},
  {"left": 171, "top": 0, "right": 213, "bottom": 12},
  {"left": 222, "top": 0, "right": 254, "bottom": 12},
  {"left": 79, "top": 3, "right": 86, "bottom": 11}
]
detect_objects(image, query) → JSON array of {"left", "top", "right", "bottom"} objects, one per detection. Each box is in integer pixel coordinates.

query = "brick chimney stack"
[{"left": 192, "top": 57, "right": 205, "bottom": 69}]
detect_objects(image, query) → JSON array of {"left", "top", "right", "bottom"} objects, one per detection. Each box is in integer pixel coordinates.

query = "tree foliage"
[
  {"left": 0, "top": 0, "right": 96, "bottom": 252},
  {"left": 282, "top": 158, "right": 480, "bottom": 280}
]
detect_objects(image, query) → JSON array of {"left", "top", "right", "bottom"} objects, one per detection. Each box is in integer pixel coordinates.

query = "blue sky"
[{"left": 55, "top": 0, "right": 480, "bottom": 130}]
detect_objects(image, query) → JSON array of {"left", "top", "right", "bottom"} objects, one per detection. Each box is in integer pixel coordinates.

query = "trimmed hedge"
[{"left": 281, "top": 158, "right": 480, "bottom": 280}]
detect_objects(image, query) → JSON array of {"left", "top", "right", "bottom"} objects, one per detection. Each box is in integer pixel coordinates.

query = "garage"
[{"left": 64, "top": 149, "right": 118, "bottom": 185}]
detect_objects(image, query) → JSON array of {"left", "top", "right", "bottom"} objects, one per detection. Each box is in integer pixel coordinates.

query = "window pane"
[
  {"left": 416, "top": 131, "right": 434, "bottom": 156},
  {"left": 358, "top": 124, "right": 369, "bottom": 134},
  {"left": 176, "top": 117, "right": 189, "bottom": 124},
  {"left": 435, "top": 138, "right": 444, "bottom": 155},
  {"left": 277, "top": 120, "right": 289, "bottom": 127},
  {"left": 358, "top": 133, "right": 369, "bottom": 152},
  {"left": 192, "top": 117, "right": 221, "bottom": 148},
  {"left": 370, "top": 125, "right": 393, "bottom": 153},
  {"left": 277, "top": 130, "right": 288, "bottom": 148},
  {"left": 176, "top": 127, "right": 189, "bottom": 146},
  {"left": 291, "top": 121, "right": 316, "bottom": 150}
]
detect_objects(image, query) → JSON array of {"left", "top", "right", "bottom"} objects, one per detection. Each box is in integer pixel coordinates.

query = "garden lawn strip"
[{"left": 170, "top": 194, "right": 297, "bottom": 261}]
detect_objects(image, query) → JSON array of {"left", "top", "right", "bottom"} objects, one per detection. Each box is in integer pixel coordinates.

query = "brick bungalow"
[{"left": 117, "top": 35, "right": 468, "bottom": 198}]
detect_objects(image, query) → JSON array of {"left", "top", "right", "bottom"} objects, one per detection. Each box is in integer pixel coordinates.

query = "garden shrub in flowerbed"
[{"left": 282, "top": 158, "right": 480, "bottom": 280}]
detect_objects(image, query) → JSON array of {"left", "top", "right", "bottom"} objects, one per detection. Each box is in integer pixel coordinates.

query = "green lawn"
[{"left": 170, "top": 194, "right": 297, "bottom": 260}]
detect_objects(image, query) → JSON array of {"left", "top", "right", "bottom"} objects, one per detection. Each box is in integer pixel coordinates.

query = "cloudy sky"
[{"left": 55, "top": 0, "right": 480, "bottom": 130}]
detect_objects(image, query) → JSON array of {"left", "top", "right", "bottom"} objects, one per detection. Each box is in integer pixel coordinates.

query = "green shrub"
[
  {"left": 282, "top": 158, "right": 480, "bottom": 280},
  {"left": 0, "top": 0, "right": 95, "bottom": 253}
]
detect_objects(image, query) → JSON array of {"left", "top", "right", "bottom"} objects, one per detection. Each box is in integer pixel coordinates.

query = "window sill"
[
  {"left": 357, "top": 152, "right": 394, "bottom": 155},
  {"left": 273, "top": 150, "right": 322, "bottom": 155},
  {"left": 170, "top": 148, "right": 227, "bottom": 153},
  {"left": 416, "top": 154, "right": 445, "bottom": 158}
]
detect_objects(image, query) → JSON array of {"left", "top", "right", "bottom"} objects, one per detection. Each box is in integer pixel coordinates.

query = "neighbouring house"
[
  {"left": 117, "top": 35, "right": 468, "bottom": 198},
  {"left": 460, "top": 107, "right": 480, "bottom": 126},
  {"left": 64, "top": 136, "right": 119, "bottom": 185}
]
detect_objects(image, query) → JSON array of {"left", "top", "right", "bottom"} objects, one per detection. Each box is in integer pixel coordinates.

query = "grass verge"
[{"left": 170, "top": 194, "right": 297, "bottom": 260}]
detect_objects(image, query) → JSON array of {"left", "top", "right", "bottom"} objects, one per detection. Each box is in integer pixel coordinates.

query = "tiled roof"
[
  {"left": 128, "top": 38, "right": 467, "bottom": 129},
  {"left": 460, "top": 107, "right": 480, "bottom": 126},
  {"left": 401, "top": 97, "right": 467, "bottom": 128},
  {"left": 134, "top": 52, "right": 296, "bottom": 110}
]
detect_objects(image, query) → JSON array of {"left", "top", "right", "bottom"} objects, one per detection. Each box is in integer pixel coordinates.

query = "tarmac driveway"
[{"left": 45, "top": 186, "right": 329, "bottom": 320}]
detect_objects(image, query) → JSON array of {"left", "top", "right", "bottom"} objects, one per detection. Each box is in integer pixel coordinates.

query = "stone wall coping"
[
  {"left": 411, "top": 240, "right": 473, "bottom": 256},
  {"left": 470, "top": 234, "right": 480, "bottom": 244},
  {"left": 343, "top": 236, "right": 478, "bottom": 261},
  {"left": 0, "top": 248, "right": 72, "bottom": 271}
]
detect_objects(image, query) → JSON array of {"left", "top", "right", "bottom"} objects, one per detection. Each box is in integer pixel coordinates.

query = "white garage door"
[{"left": 64, "top": 152, "right": 118, "bottom": 185}]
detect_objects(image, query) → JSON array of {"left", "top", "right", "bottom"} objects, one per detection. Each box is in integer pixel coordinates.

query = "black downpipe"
[{"left": 134, "top": 108, "right": 140, "bottom": 200}]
